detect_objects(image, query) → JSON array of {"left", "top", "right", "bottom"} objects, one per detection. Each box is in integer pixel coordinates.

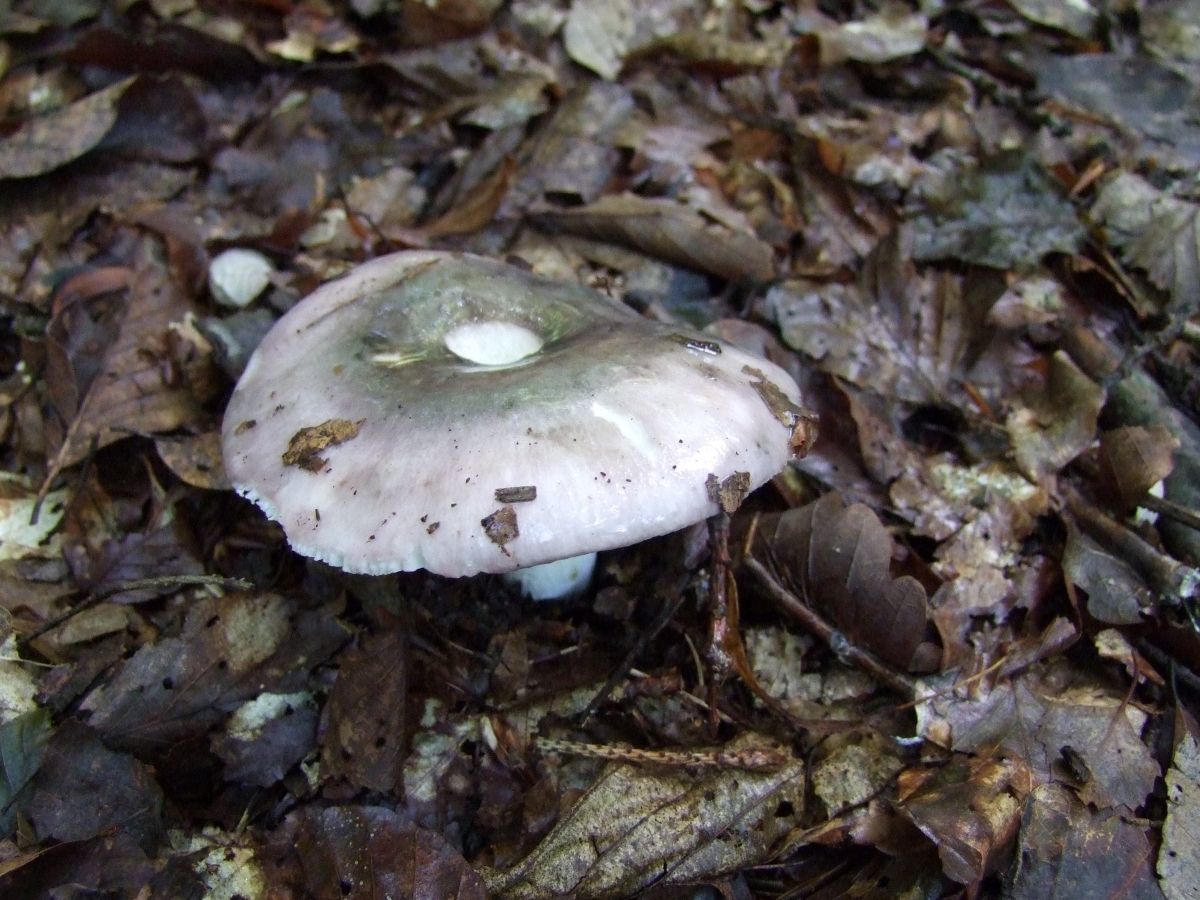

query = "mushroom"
[{"left": 221, "top": 252, "right": 812, "bottom": 599}]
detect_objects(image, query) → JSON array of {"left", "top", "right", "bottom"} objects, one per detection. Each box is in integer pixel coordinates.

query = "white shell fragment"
[
  {"left": 209, "top": 248, "right": 274, "bottom": 308},
  {"left": 221, "top": 252, "right": 808, "bottom": 578}
]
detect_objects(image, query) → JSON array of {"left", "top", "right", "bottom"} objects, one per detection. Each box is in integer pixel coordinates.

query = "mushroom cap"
[{"left": 221, "top": 252, "right": 806, "bottom": 577}]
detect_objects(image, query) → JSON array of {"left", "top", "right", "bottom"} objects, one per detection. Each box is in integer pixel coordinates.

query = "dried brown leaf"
[
  {"left": 760, "top": 493, "right": 930, "bottom": 671},
  {"left": 78, "top": 592, "right": 346, "bottom": 754},
  {"left": 1012, "top": 784, "right": 1164, "bottom": 899},
  {"left": 897, "top": 756, "right": 1030, "bottom": 885},
  {"left": 267, "top": 805, "right": 487, "bottom": 900},
  {"left": 319, "top": 626, "right": 408, "bottom": 792},
  {"left": 0, "top": 76, "right": 134, "bottom": 179},
  {"left": 533, "top": 193, "right": 775, "bottom": 282},
  {"left": 154, "top": 431, "right": 231, "bottom": 491},
  {"left": 1098, "top": 425, "right": 1179, "bottom": 512},
  {"left": 42, "top": 249, "right": 204, "bottom": 478},
  {"left": 394, "top": 156, "right": 516, "bottom": 243}
]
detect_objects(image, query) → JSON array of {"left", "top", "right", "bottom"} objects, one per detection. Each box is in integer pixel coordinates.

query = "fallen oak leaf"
[{"left": 753, "top": 492, "right": 935, "bottom": 672}]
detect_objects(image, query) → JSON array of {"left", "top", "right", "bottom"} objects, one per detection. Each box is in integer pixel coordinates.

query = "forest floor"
[{"left": 0, "top": 1, "right": 1198, "bottom": 897}]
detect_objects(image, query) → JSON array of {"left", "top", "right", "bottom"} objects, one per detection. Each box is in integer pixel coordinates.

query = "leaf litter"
[{"left": 0, "top": 1, "right": 1198, "bottom": 897}]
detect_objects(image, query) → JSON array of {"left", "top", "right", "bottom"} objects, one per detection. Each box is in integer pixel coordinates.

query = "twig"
[
  {"left": 1134, "top": 640, "right": 1200, "bottom": 696},
  {"left": 1139, "top": 493, "right": 1200, "bottom": 534},
  {"left": 705, "top": 511, "right": 734, "bottom": 734},
  {"left": 579, "top": 585, "right": 689, "bottom": 723},
  {"left": 534, "top": 735, "right": 788, "bottom": 771},
  {"left": 924, "top": 45, "right": 1063, "bottom": 132},
  {"left": 742, "top": 555, "right": 916, "bottom": 699},
  {"left": 20, "top": 574, "right": 253, "bottom": 648},
  {"left": 1063, "top": 484, "right": 1199, "bottom": 607}
]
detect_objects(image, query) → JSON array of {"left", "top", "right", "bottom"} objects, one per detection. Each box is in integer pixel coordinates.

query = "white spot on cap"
[{"left": 444, "top": 321, "right": 543, "bottom": 366}]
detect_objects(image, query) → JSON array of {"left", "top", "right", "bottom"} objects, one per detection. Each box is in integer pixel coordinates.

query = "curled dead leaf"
[{"left": 755, "top": 492, "right": 934, "bottom": 672}]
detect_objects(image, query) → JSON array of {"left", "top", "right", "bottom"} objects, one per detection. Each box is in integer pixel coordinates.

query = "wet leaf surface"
[
  {"left": 27, "top": 719, "right": 162, "bottom": 848},
  {"left": 1011, "top": 783, "right": 1164, "bottom": 899}
]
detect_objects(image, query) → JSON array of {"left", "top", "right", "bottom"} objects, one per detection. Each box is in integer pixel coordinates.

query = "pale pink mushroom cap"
[{"left": 221, "top": 252, "right": 806, "bottom": 577}]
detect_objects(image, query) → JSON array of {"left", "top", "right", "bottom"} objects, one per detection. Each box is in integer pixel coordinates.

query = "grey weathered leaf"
[
  {"left": 0, "top": 709, "right": 51, "bottom": 837},
  {"left": 1093, "top": 172, "right": 1200, "bottom": 313},
  {"left": 563, "top": 0, "right": 634, "bottom": 80},
  {"left": 905, "top": 155, "right": 1084, "bottom": 268},
  {"left": 1160, "top": 710, "right": 1200, "bottom": 900},
  {"left": 482, "top": 733, "right": 803, "bottom": 899},
  {"left": 1006, "top": 351, "right": 1104, "bottom": 481}
]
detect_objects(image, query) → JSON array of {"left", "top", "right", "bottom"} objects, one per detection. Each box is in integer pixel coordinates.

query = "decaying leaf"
[
  {"left": 1006, "top": 351, "right": 1104, "bottom": 481},
  {"left": 78, "top": 592, "right": 345, "bottom": 754},
  {"left": 916, "top": 670, "right": 1160, "bottom": 810},
  {"left": 173, "top": 829, "right": 266, "bottom": 900},
  {"left": 756, "top": 493, "right": 931, "bottom": 671},
  {"left": 532, "top": 193, "right": 775, "bottom": 282},
  {"left": 0, "top": 76, "right": 134, "bottom": 179},
  {"left": 267, "top": 805, "right": 487, "bottom": 900},
  {"left": 811, "top": 731, "right": 903, "bottom": 816},
  {"left": 769, "top": 232, "right": 988, "bottom": 404},
  {"left": 42, "top": 249, "right": 204, "bottom": 480},
  {"left": 563, "top": 0, "right": 634, "bottom": 80},
  {"left": 0, "top": 476, "right": 68, "bottom": 562},
  {"left": 897, "top": 755, "right": 1031, "bottom": 885},
  {"left": 1159, "top": 709, "right": 1200, "bottom": 900},
  {"left": 817, "top": 5, "right": 928, "bottom": 65},
  {"left": 905, "top": 155, "right": 1085, "bottom": 269},
  {"left": 0, "top": 708, "right": 51, "bottom": 838},
  {"left": 154, "top": 430, "right": 231, "bottom": 491},
  {"left": 1093, "top": 172, "right": 1200, "bottom": 313},
  {"left": 1011, "top": 783, "right": 1164, "bottom": 899},
  {"left": 27, "top": 719, "right": 163, "bottom": 850},
  {"left": 1062, "top": 521, "right": 1154, "bottom": 624},
  {"left": 1098, "top": 425, "right": 1179, "bottom": 512},
  {"left": 212, "top": 691, "right": 318, "bottom": 788},
  {"left": 1007, "top": 0, "right": 1099, "bottom": 38},
  {"left": 1031, "top": 54, "right": 1200, "bottom": 163},
  {"left": 482, "top": 733, "right": 803, "bottom": 899},
  {"left": 319, "top": 626, "right": 408, "bottom": 793}
]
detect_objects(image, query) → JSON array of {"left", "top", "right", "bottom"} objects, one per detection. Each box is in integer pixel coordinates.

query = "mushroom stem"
[{"left": 504, "top": 553, "right": 598, "bottom": 601}]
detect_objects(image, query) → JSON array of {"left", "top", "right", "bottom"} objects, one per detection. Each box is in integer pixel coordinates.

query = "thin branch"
[{"left": 742, "top": 555, "right": 916, "bottom": 699}]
